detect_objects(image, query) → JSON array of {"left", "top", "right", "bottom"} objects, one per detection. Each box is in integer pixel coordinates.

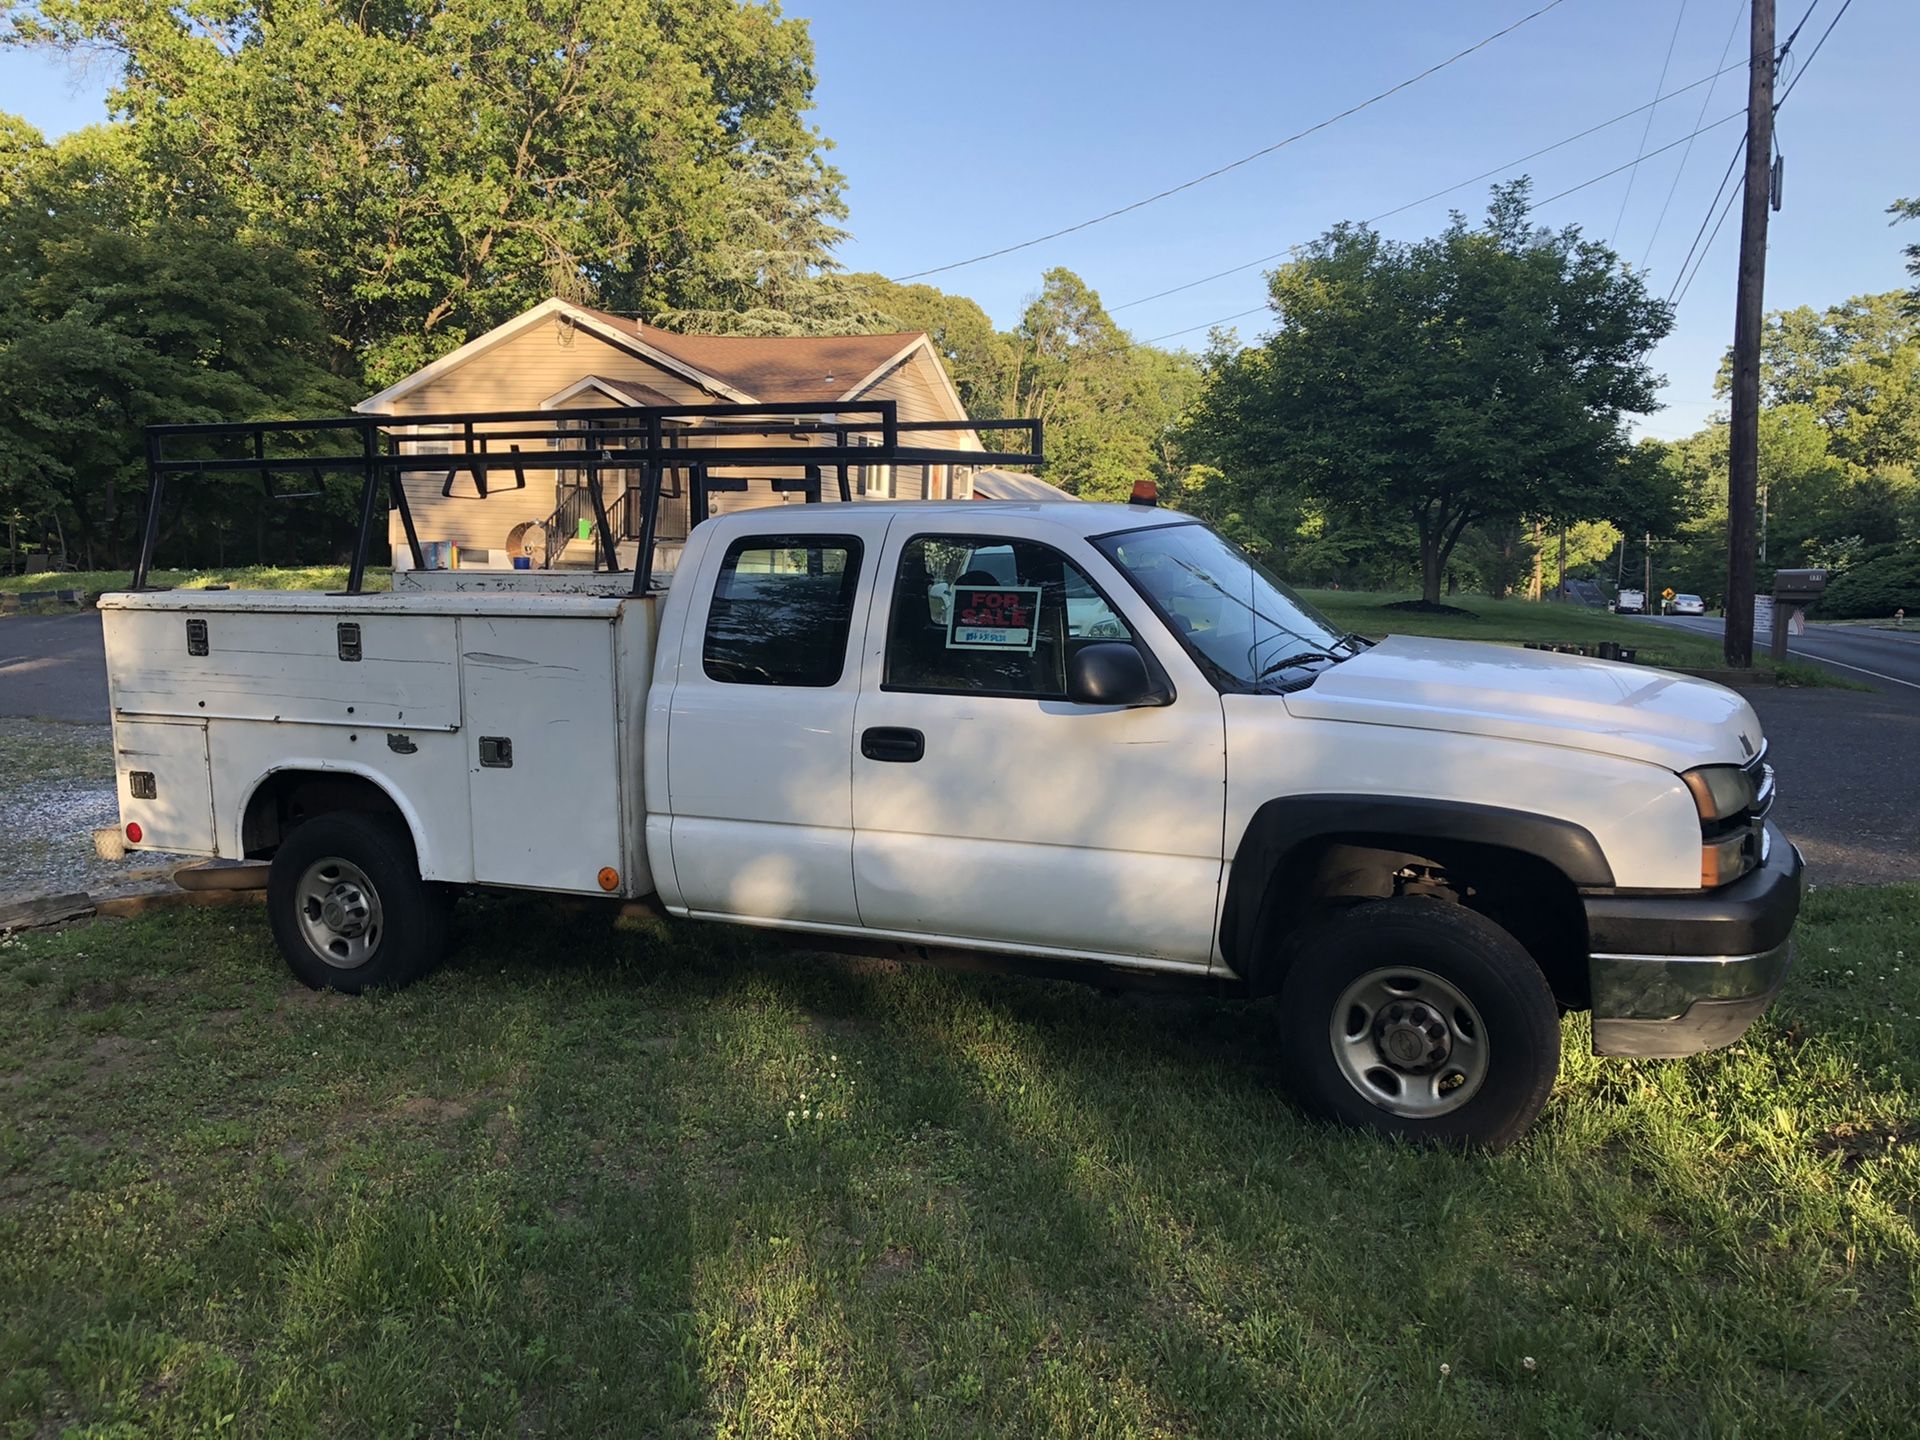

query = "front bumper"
[{"left": 1584, "top": 823, "right": 1804, "bottom": 1058}]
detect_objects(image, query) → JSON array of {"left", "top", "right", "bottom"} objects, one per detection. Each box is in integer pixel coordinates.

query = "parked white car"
[
  {"left": 100, "top": 502, "right": 1799, "bottom": 1149},
  {"left": 1672, "top": 593, "right": 1707, "bottom": 616}
]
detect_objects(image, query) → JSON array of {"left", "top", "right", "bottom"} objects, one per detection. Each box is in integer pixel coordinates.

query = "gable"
[{"left": 367, "top": 312, "right": 720, "bottom": 417}]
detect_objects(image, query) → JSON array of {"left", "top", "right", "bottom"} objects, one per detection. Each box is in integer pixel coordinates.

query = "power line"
[
  {"left": 1141, "top": 106, "right": 1744, "bottom": 348},
  {"left": 1663, "top": 138, "right": 1745, "bottom": 300},
  {"left": 1671, "top": 171, "right": 1745, "bottom": 305},
  {"left": 1610, "top": 0, "right": 1691, "bottom": 244},
  {"left": 1146, "top": 0, "right": 1853, "bottom": 349},
  {"left": 1640, "top": 0, "right": 1747, "bottom": 269},
  {"left": 1143, "top": 306, "right": 1272, "bottom": 347},
  {"left": 1111, "top": 53, "right": 1754, "bottom": 315},
  {"left": 889, "top": 0, "right": 1576, "bottom": 283},
  {"left": 1662, "top": 0, "right": 1846, "bottom": 305},
  {"left": 1773, "top": 0, "right": 1851, "bottom": 106},
  {"left": 1528, "top": 110, "right": 1742, "bottom": 207}
]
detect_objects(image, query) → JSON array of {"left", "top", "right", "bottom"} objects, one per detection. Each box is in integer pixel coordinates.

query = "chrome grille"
[{"left": 1743, "top": 744, "right": 1775, "bottom": 822}]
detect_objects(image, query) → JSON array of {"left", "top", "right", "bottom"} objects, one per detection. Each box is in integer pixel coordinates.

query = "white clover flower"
[
  {"left": 1439, "top": 1363, "right": 1451, "bottom": 1378},
  {"left": 1523, "top": 1356, "right": 1537, "bottom": 1372},
  {"left": 787, "top": 1110, "right": 795, "bottom": 1121}
]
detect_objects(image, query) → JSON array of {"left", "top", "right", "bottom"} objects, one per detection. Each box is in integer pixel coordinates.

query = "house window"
[
  {"left": 702, "top": 535, "right": 864, "bottom": 687},
  {"left": 403, "top": 424, "right": 459, "bottom": 458},
  {"left": 883, "top": 535, "right": 1134, "bottom": 699}
]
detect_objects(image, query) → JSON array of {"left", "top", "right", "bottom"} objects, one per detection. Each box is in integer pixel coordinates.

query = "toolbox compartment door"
[{"left": 114, "top": 718, "right": 216, "bottom": 855}]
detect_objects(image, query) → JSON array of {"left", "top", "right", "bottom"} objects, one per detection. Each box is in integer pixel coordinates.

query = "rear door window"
[{"left": 702, "top": 536, "right": 863, "bottom": 687}]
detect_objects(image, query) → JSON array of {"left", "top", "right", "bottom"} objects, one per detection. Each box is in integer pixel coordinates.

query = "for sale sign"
[{"left": 947, "top": 584, "right": 1042, "bottom": 652}]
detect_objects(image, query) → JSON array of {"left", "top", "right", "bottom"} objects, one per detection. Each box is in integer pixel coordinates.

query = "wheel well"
[
  {"left": 1251, "top": 835, "right": 1591, "bottom": 1008},
  {"left": 241, "top": 770, "right": 413, "bottom": 861}
]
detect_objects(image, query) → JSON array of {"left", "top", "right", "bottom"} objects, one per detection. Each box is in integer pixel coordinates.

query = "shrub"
[{"left": 1819, "top": 547, "right": 1920, "bottom": 619}]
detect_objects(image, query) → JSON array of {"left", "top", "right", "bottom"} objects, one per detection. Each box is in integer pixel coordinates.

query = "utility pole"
[{"left": 1725, "top": 0, "right": 1775, "bottom": 667}]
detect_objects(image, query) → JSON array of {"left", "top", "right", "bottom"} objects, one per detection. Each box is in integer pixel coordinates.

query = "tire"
[
  {"left": 1275, "top": 898, "right": 1560, "bottom": 1151},
  {"left": 267, "top": 812, "right": 447, "bottom": 993}
]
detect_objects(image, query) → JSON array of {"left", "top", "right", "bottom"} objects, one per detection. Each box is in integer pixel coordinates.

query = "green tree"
[
  {"left": 1008, "top": 269, "right": 1198, "bottom": 502},
  {"left": 0, "top": 120, "right": 351, "bottom": 567},
  {"left": 7, "top": 0, "right": 848, "bottom": 383},
  {"left": 845, "top": 274, "right": 1018, "bottom": 419},
  {"left": 1893, "top": 196, "right": 1920, "bottom": 310},
  {"left": 1187, "top": 183, "right": 1672, "bottom": 604},
  {"left": 1725, "top": 293, "right": 1920, "bottom": 471}
]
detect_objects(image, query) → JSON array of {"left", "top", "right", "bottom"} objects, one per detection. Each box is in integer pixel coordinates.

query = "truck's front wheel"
[
  {"left": 267, "top": 813, "right": 446, "bottom": 993},
  {"left": 1276, "top": 898, "right": 1559, "bottom": 1150}
]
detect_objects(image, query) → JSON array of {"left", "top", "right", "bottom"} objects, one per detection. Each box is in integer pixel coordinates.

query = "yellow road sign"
[{"left": 1661, "top": 587, "right": 1676, "bottom": 600}]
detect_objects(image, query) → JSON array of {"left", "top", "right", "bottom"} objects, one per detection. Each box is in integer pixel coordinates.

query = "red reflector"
[{"left": 125, "top": 822, "right": 144, "bottom": 844}]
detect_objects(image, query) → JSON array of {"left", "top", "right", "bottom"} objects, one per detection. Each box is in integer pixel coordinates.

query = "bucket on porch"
[
  {"left": 576, "top": 517, "right": 593, "bottom": 541},
  {"left": 511, "top": 556, "right": 532, "bottom": 570},
  {"left": 421, "top": 540, "right": 457, "bottom": 571}
]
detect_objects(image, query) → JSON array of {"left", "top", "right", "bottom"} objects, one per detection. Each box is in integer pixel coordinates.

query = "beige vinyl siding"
[
  {"left": 375, "top": 324, "right": 984, "bottom": 563},
  {"left": 855, "top": 348, "right": 979, "bottom": 501},
  {"left": 379, "top": 323, "right": 713, "bottom": 561}
]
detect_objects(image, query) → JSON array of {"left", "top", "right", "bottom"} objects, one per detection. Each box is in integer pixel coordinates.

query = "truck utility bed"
[{"left": 98, "top": 589, "right": 657, "bottom": 897}]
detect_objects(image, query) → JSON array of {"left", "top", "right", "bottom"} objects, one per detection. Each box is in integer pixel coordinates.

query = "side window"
[
  {"left": 703, "top": 535, "right": 863, "bottom": 687},
  {"left": 885, "top": 535, "right": 1134, "bottom": 697}
]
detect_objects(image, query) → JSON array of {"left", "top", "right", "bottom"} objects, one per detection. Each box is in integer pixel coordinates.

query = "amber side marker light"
[
  {"left": 125, "top": 822, "right": 143, "bottom": 844},
  {"left": 597, "top": 867, "right": 620, "bottom": 892}
]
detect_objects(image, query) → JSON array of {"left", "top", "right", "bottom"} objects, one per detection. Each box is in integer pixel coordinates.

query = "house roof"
[
  {"left": 574, "top": 308, "right": 923, "bottom": 402},
  {"left": 560, "top": 374, "right": 687, "bottom": 409},
  {"left": 357, "top": 296, "right": 965, "bottom": 421}
]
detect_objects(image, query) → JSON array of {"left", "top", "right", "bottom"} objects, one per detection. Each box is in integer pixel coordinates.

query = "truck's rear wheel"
[
  {"left": 1276, "top": 898, "right": 1559, "bottom": 1151},
  {"left": 267, "top": 813, "right": 446, "bottom": 993}
]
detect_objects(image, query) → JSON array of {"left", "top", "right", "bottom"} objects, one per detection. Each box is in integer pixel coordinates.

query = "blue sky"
[{"left": 5, "top": 0, "right": 1913, "bottom": 439}]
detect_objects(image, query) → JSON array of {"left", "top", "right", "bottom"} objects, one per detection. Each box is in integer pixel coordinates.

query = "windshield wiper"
[
  {"left": 1256, "top": 650, "right": 1343, "bottom": 683},
  {"left": 1335, "top": 631, "right": 1374, "bottom": 653}
]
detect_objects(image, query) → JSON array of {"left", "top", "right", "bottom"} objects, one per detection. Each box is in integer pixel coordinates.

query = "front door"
[
  {"left": 850, "top": 519, "right": 1227, "bottom": 967},
  {"left": 662, "top": 521, "right": 873, "bottom": 925}
]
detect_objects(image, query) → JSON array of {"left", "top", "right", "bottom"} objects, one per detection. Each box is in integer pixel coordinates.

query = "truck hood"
[{"left": 1283, "top": 635, "right": 1762, "bottom": 771}]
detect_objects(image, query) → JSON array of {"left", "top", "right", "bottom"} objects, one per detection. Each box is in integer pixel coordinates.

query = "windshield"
[{"left": 1093, "top": 521, "right": 1354, "bottom": 691}]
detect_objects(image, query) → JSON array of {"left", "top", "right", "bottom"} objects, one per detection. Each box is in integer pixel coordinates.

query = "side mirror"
[{"left": 1066, "top": 642, "right": 1167, "bottom": 707}]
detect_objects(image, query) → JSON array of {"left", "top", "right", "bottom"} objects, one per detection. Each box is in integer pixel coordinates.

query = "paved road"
[
  {"left": 0, "top": 612, "right": 108, "bottom": 723},
  {"left": 1636, "top": 614, "right": 1918, "bottom": 885},
  {"left": 1639, "top": 613, "right": 1920, "bottom": 690}
]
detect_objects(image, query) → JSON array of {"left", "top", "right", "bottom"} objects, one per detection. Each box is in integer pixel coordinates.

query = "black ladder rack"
[{"left": 134, "top": 400, "right": 1044, "bottom": 596}]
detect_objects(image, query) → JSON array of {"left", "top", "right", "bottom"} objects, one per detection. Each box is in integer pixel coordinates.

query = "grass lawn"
[
  {"left": 1296, "top": 589, "right": 1837, "bottom": 686},
  {"left": 1, "top": 566, "right": 389, "bottom": 603},
  {"left": 3, "top": 888, "right": 1916, "bottom": 1436}
]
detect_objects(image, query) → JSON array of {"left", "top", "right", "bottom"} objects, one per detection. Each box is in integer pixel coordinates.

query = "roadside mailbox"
[{"left": 1769, "top": 568, "right": 1827, "bottom": 661}]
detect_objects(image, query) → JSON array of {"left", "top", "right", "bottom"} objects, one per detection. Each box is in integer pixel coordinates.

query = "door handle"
[{"left": 861, "top": 726, "right": 925, "bottom": 763}]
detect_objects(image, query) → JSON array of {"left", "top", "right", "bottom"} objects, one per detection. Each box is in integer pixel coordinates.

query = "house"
[{"left": 355, "top": 297, "right": 986, "bottom": 572}]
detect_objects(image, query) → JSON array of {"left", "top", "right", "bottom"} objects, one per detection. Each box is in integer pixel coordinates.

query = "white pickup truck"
[{"left": 101, "top": 500, "right": 1801, "bottom": 1149}]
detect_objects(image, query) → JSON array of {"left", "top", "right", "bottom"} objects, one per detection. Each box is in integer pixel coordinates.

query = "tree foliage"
[
  {"left": 0, "top": 121, "right": 353, "bottom": 567},
  {"left": 1184, "top": 183, "right": 1673, "bottom": 603},
  {"left": 853, "top": 268, "right": 1199, "bottom": 503},
  {"left": 7, "top": 0, "right": 849, "bottom": 382}
]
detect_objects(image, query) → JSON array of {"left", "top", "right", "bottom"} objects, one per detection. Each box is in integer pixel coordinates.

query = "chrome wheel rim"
[
  {"left": 1330, "top": 966, "right": 1489, "bottom": 1118},
  {"left": 295, "top": 856, "right": 384, "bottom": 969}
]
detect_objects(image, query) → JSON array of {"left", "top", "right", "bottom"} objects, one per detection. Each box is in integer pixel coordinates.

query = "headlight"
[{"left": 1681, "top": 765, "right": 1755, "bottom": 823}]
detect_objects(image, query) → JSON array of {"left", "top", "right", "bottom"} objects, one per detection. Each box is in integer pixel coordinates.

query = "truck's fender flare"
[
  {"left": 234, "top": 760, "right": 446, "bottom": 880},
  {"left": 1219, "top": 793, "right": 1614, "bottom": 978}
]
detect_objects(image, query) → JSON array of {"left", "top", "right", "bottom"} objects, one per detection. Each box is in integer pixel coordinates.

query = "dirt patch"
[
  {"left": 862, "top": 1244, "right": 917, "bottom": 1292},
  {"left": 1812, "top": 1119, "right": 1912, "bottom": 1171}
]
